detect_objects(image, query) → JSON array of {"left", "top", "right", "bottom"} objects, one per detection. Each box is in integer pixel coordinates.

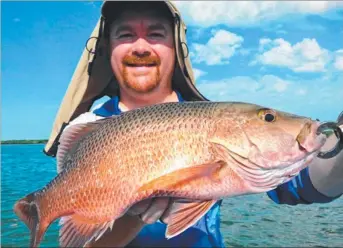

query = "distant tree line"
[{"left": 1, "top": 139, "right": 48, "bottom": 144}]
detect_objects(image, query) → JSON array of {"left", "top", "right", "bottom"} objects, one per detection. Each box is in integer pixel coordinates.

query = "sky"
[{"left": 2, "top": 1, "right": 343, "bottom": 140}]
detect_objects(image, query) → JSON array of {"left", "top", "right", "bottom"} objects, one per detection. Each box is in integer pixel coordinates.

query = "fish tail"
[{"left": 13, "top": 192, "right": 48, "bottom": 247}]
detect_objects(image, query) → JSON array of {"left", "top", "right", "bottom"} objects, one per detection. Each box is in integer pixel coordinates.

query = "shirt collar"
[
  {"left": 116, "top": 91, "right": 185, "bottom": 114},
  {"left": 94, "top": 91, "right": 184, "bottom": 117}
]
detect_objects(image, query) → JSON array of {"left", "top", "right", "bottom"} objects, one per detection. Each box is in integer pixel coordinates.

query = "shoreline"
[{"left": 1, "top": 140, "right": 48, "bottom": 145}]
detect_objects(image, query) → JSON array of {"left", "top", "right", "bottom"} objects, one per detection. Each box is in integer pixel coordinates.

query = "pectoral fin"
[
  {"left": 136, "top": 161, "right": 227, "bottom": 239},
  {"left": 138, "top": 160, "right": 227, "bottom": 194},
  {"left": 166, "top": 200, "right": 217, "bottom": 239}
]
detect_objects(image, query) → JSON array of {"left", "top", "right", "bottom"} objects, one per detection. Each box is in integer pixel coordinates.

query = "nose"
[{"left": 132, "top": 38, "right": 151, "bottom": 58}]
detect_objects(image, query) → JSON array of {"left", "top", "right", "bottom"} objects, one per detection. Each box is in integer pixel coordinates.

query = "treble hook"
[{"left": 316, "top": 114, "right": 343, "bottom": 159}]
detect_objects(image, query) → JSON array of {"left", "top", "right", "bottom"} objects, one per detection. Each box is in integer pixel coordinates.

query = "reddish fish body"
[{"left": 14, "top": 101, "right": 327, "bottom": 247}]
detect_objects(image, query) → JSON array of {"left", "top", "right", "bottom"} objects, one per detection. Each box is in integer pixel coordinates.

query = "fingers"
[
  {"left": 159, "top": 199, "right": 177, "bottom": 224},
  {"left": 140, "top": 198, "right": 171, "bottom": 224},
  {"left": 127, "top": 198, "right": 198, "bottom": 225},
  {"left": 127, "top": 199, "right": 152, "bottom": 216}
]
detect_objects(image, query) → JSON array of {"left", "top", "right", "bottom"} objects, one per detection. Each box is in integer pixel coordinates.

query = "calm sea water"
[{"left": 1, "top": 144, "right": 343, "bottom": 247}]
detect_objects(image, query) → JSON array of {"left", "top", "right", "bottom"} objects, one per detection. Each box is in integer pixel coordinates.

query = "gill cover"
[{"left": 43, "top": 0, "right": 208, "bottom": 157}]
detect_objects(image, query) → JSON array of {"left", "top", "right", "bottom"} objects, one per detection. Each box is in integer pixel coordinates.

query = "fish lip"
[
  {"left": 226, "top": 148, "right": 309, "bottom": 190},
  {"left": 255, "top": 132, "right": 326, "bottom": 167},
  {"left": 227, "top": 147, "right": 310, "bottom": 171},
  {"left": 230, "top": 149, "right": 315, "bottom": 188},
  {"left": 281, "top": 152, "right": 318, "bottom": 179},
  {"left": 245, "top": 144, "right": 312, "bottom": 169},
  {"left": 259, "top": 146, "right": 320, "bottom": 169},
  {"left": 296, "top": 121, "right": 328, "bottom": 153}
]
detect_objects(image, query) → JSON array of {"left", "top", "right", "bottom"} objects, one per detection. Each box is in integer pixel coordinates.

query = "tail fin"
[{"left": 13, "top": 192, "right": 47, "bottom": 247}]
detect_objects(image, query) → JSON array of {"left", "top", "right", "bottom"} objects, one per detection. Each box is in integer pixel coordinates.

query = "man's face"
[{"left": 109, "top": 9, "right": 175, "bottom": 94}]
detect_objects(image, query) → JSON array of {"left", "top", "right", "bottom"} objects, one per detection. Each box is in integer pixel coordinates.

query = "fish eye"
[
  {"left": 258, "top": 108, "right": 277, "bottom": 123},
  {"left": 265, "top": 113, "right": 275, "bottom": 122}
]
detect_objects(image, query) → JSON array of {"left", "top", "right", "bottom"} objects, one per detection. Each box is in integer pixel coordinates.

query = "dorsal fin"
[{"left": 56, "top": 118, "right": 108, "bottom": 173}]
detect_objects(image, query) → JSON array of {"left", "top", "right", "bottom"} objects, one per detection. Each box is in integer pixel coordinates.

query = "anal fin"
[
  {"left": 84, "top": 214, "right": 146, "bottom": 248},
  {"left": 166, "top": 200, "right": 217, "bottom": 239},
  {"left": 59, "top": 214, "right": 115, "bottom": 248}
]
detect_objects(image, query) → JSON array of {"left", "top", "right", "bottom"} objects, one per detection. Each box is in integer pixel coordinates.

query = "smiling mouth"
[{"left": 124, "top": 62, "right": 157, "bottom": 67}]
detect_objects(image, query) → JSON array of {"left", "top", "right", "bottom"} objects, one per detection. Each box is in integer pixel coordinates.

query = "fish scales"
[
  {"left": 36, "top": 102, "right": 223, "bottom": 222},
  {"left": 14, "top": 101, "right": 330, "bottom": 247}
]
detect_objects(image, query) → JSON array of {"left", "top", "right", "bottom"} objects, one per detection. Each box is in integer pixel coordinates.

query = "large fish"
[{"left": 14, "top": 101, "right": 333, "bottom": 247}]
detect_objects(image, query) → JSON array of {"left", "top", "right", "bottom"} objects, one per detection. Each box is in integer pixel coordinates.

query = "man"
[{"left": 46, "top": 1, "right": 343, "bottom": 247}]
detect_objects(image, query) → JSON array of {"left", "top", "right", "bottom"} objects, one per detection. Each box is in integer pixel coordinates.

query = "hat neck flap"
[{"left": 44, "top": 0, "right": 208, "bottom": 157}]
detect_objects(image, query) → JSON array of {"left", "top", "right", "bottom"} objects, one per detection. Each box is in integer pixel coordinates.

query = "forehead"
[{"left": 111, "top": 10, "right": 172, "bottom": 28}]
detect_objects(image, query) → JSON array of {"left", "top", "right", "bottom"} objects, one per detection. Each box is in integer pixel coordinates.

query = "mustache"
[{"left": 122, "top": 55, "right": 161, "bottom": 66}]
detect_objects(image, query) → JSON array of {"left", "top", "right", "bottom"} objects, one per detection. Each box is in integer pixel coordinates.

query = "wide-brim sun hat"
[{"left": 43, "top": 0, "right": 208, "bottom": 157}]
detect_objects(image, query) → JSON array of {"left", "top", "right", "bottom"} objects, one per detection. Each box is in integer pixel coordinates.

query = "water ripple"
[{"left": 2, "top": 144, "right": 343, "bottom": 247}]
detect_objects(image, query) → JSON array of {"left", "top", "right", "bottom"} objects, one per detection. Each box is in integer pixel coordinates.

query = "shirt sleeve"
[
  {"left": 64, "top": 112, "right": 105, "bottom": 131},
  {"left": 267, "top": 167, "right": 342, "bottom": 205}
]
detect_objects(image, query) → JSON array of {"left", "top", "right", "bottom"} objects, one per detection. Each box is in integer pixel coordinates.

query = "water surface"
[{"left": 2, "top": 144, "right": 342, "bottom": 247}]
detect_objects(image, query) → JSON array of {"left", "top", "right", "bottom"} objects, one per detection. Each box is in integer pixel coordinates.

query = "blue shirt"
[{"left": 93, "top": 93, "right": 340, "bottom": 247}]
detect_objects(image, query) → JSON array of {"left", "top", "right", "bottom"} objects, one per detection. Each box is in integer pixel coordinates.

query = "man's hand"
[
  {"left": 309, "top": 111, "right": 343, "bottom": 198},
  {"left": 87, "top": 198, "right": 177, "bottom": 247},
  {"left": 127, "top": 198, "right": 175, "bottom": 224}
]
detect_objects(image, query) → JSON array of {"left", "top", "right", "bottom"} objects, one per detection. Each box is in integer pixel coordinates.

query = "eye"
[
  {"left": 258, "top": 108, "right": 277, "bottom": 123},
  {"left": 265, "top": 113, "right": 276, "bottom": 122},
  {"left": 149, "top": 32, "right": 165, "bottom": 39},
  {"left": 118, "top": 33, "right": 134, "bottom": 39}
]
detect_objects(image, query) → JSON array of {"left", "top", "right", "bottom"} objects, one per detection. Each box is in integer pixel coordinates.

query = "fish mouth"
[
  {"left": 296, "top": 121, "right": 327, "bottom": 155},
  {"left": 224, "top": 121, "right": 328, "bottom": 192},
  {"left": 251, "top": 121, "right": 326, "bottom": 166},
  {"left": 226, "top": 127, "right": 325, "bottom": 192}
]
